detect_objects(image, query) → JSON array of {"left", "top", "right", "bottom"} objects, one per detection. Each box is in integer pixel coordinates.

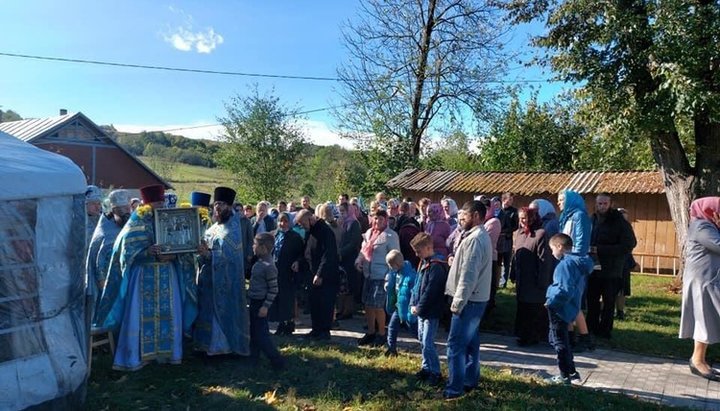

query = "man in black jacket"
[
  {"left": 497, "top": 192, "right": 519, "bottom": 288},
  {"left": 588, "top": 193, "right": 637, "bottom": 339},
  {"left": 296, "top": 209, "right": 338, "bottom": 340}
]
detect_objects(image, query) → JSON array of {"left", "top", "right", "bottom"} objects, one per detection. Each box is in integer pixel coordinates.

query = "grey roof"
[
  {"left": 0, "top": 112, "right": 173, "bottom": 189},
  {"left": 0, "top": 114, "right": 74, "bottom": 142}
]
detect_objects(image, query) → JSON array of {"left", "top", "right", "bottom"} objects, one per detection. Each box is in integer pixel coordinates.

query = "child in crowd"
[
  {"left": 248, "top": 232, "right": 286, "bottom": 370},
  {"left": 384, "top": 250, "right": 418, "bottom": 357},
  {"left": 545, "top": 233, "right": 594, "bottom": 385},
  {"left": 409, "top": 232, "right": 449, "bottom": 386}
]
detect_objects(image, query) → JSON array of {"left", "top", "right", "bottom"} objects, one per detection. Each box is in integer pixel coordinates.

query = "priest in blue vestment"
[
  {"left": 87, "top": 189, "right": 131, "bottom": 325},
  {"left": 96, "top": 184, "right": 193, "bottom": 371},
  {"left": 194, "top": 186, "right": 251, "bottom": 356}
]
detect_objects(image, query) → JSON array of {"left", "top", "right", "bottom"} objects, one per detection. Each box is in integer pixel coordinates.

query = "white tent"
[{"left": 0, "top": 130, "right": 89, "bottom": 410}]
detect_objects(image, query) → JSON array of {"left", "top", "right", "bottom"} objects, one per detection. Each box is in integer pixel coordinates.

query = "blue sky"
[{"left": 0, "top": 1, "right": 566, "bottom": 145}]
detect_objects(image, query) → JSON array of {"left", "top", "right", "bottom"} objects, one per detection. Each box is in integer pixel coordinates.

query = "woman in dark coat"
[
  {"left": 270, "top": 212, "right": 306, "bottom": 335},
  {"left": 510, "top": 207, "right": 554, "bottom": 346}
]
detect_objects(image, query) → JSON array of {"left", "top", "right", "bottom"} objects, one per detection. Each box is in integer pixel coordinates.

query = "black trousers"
[
  {"left": 586, "top": 276, "right": 621, "bottom": 338},
  {"left": 549, "top": 310, "right": 576, "bottom": 376},
  {"left": 310, "top": 283, "right": 337, "bottom": 335},
  {"left": 515, "top": 301, "right": 548, "bottom": 343}
]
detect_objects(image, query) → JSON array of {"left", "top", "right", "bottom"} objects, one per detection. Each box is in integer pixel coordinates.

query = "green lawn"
[
  {"left": 138, "top": 156, "right": 232, "bottom": 203},
  {"left": 85, "top": 274, "right": 697, "bottom": 410},
  {"left": 484, "top": 274, "right": 719, "bottom": 362},
  {"left": 87, "top": 341, "right": 673, "bottom": 411}
]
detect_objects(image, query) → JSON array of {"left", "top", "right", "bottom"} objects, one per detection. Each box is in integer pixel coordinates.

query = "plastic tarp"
[{"left": 0, "top": 131, "right": 88, "bottom": 410}]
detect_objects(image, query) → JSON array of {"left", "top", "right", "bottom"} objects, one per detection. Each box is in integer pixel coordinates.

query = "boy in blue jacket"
[
  {"left": 545, "top": 233, "right": 594, "bottom": 385},
  {"left": 384, "top": 249, "right": 418, "bottom": 357},
  {"left": 409, "top": 232, "right": 449, "bottom": 386}
]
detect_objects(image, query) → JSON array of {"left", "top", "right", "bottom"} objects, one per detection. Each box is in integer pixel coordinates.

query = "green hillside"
[{"left": 139, "top": 156, "right": 232, "bottom": 204}]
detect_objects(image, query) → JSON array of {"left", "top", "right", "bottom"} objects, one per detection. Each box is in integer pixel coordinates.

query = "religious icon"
[{"left": 154, "top": 207, "right": 201, "bottom": 254}]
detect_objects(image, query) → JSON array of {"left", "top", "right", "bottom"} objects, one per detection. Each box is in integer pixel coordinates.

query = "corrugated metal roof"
[
  {"left": 387, "top": 169, "right": 665, "bottom": 195},
  {"left": 0, "top": 113, "right": 75, "bottom": 142}
]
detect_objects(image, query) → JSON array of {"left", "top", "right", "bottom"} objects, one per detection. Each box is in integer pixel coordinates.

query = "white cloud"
[
  {"left": 114, "top": 123, "right": 224, "bottom": 140},
  {"left": 163, "top": 7, "right": 223, "bottom": 54},
  {"left": 114, "top": 119, "right": 355, "bottom": 149},
  {"left": 298, "top": 119, "right": 355, "bottom": 149}
]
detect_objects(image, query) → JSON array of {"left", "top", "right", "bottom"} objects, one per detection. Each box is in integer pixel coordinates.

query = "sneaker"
[
  {"left": 545, "top": 374, "right": 571, "bottom": 385},
  {"left": 568, "top": 371, "right": 582, "bottom": 384},
  {"left": 358, "top": 333, "right": 376, "bottom": 346}
]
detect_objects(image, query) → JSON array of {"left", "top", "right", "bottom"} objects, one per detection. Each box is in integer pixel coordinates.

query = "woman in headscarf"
[
  {"left": 529, "top": 198, "right": 560, "bottom": 238},
  {"left": 680, "top": 197, "right": 720, "bottom": 381},
  {"left": 338, "top": 202, "right": 363, "bottom": 316},
  {"left": 441, "top": 197, "right": 459, "bottom": 231},
  {"left": 355, "top": 209, "right": 400, "bottom": 347},
  {"left": 270, "top": 212, "right": 306, "bottom": 335},
  {"left": 510, "top": 207, "right": 553, "bottom": 346},
  {"left": 424, "top": 203, "right": 452, "bottom": 257},
  {"left": 557, "top": 189, "right": 593, "bottom": 352}
]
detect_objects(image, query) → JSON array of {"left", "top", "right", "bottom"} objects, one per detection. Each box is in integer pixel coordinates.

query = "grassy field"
[
  {"left": 484, "top": 274, "right": 719, "bottom": 361},
  {"left": 87, "top": 340, "right": 674, "bottom": 411},
  {"left": 139, "top": 156, "right": 232, "bottom": 203},
  {"left": 86, "top": 274, "right": 701, "bottom": 411}
]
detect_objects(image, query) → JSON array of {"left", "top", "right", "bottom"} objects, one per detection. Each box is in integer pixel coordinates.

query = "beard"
[
  {"left": 113, "top": 212, "right": 130, "bottom": 227},
  {"left": 218, "top": 208, "right": 233, "bottom": 224}
]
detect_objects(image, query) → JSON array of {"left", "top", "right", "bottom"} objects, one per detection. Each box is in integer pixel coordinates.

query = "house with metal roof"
[
  {"left": 387, "top": 168, "right": 677, "bottom": 274},
  {"left": 0, "top": 110, "right": 171, "bottom": 190}
]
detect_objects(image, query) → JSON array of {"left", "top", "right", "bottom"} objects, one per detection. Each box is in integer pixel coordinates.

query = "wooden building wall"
[
  {"left": 399, "top": 189, "right": 679, "bottom": 273},
  {"left": 36, "top": 142, "right": 167, "bottom": 189}
]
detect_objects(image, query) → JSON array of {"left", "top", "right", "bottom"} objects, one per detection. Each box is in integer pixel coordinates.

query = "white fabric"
[
  {"left": 0, "top": 130, "right": 86, "bottom": 201},
  {"left": 0, "top": 133, "right": 87, "bottom": 410}
]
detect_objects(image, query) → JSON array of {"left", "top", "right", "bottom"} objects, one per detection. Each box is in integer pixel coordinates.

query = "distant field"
[{"left": 138, "top": 156, "right": 233, "bottom": 202}]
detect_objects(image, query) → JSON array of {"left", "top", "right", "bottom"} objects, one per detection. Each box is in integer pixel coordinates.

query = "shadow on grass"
[{"left": 86, "top": 339, "right": 676, "bottom": 411}]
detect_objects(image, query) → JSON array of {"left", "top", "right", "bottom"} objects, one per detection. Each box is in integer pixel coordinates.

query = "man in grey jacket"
[{"left": 443, "top": 200, "right": 493, "bottom": 399}]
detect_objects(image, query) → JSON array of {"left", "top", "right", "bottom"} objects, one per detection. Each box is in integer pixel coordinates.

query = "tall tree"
[
  {"left": 423, "top": 129, "right": 481, "bottom": 171},
  {"left": 217, "top": 88, "right": 307, "bottom": 203},
  {"left": 505, "top": 0, "right": 720, "bottom": 265},
  {"left": 335, "top": 0, "right": 509, "bottom": 164}
]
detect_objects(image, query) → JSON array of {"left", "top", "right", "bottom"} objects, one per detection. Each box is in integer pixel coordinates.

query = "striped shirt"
[{"left": 248, "top": 256, "right": 279, "bottom": 308}]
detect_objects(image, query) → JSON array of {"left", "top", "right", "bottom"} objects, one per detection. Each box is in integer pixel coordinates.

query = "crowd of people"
[{"left": 83, "top": 183, "right": 720, "bottom": 395}]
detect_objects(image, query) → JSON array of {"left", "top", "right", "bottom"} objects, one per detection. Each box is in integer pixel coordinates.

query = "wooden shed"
[
  {"left": 0, "top": 110, "right": 171, "bottom": 190},
  {"left": 387, "top": 169, "right": 679, "bottom": 274}
]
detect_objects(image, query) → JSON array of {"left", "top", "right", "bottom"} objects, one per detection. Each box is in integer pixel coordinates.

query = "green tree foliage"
[
  {"left": 504, "top": 0, "right": 720, "bottom": 266},
  {"left": 217, "top": 88, "right": 307, "bottom": 204},
  {"left": 113, "top": 130, "right": 220, "bottom": 167},
  {"left": 0, "top": 109, "right": 22, "bottom": 122},
  {"left": 422, "top": 130, "right": 480, "bottom": 171},
  {"left": 478, "top": 94, "right": 582, "bottom": 171}
]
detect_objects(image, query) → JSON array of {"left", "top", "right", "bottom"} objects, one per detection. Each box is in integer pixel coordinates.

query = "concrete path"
[{"left": 289, "top": 315, "right": 720, "bottom": 410}]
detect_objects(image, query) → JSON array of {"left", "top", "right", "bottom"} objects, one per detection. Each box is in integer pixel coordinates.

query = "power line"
[
  {"left": 0, "top": 51, "right": 557, "bottom": 84},
  {"left": 126, "top": 104, "right": 349, "bottom": 134}
]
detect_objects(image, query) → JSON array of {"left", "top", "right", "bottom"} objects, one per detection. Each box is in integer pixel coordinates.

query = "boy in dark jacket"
[
  {"left": 545, "top": 233, "right": 594, "bottom": 385},
  {"left": 409, "top": 232, "right": 449, "bottom": 386}
]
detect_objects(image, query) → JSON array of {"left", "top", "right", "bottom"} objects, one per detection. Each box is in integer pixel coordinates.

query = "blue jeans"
[
  {"left": 548, "top": 309, "right": 575, "bottom": 376},
  {"left": 417, "top": 317, "right": 440, "bottom": 375},
  {"left": 445, "top": 301, "right": 486, "bottom": 396},
  {"left": 387, "top": 311, "right": 417, "bottom": 350}
]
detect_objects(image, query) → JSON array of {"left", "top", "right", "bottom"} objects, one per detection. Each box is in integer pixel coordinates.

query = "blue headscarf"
[{"left": 558, "top": 190, "right": 587, "bottom": 228}]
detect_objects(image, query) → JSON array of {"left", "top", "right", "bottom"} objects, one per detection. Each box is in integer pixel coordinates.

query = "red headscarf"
[
  {"left": 519, "top": 207, "right": 540, "bottom": 235},
  {"left": 690, "top": 197, "right": 720, "bottom": 226}
]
